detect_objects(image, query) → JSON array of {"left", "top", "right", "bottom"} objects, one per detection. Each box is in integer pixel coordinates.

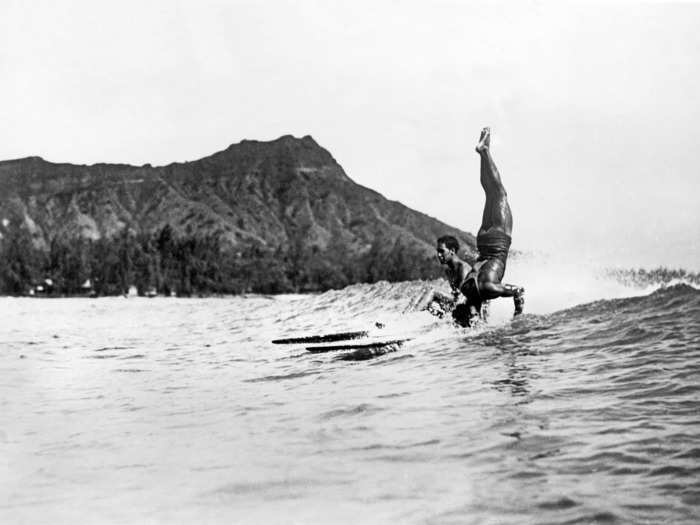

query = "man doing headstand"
[{"left": 422, "top": 127, "right": 524, "bottom": 326}]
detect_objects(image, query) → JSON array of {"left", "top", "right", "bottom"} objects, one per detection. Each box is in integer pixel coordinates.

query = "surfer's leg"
[
  {"left": 476, "top": 128, "right": 513, "bottom": 236},
  {"left": 478, "top": 280, "right": 520, "bottom": 298},
  {"left": 479, "top": 281, "right": 525, "bottom": 316},
  {"left": 477, "top": 260, "right": 525, "bottom": 315},
  {"left": 474, "top": 128, "right": 523, "bottom": 315}
]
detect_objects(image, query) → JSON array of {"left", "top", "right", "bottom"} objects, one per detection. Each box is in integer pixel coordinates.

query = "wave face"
[{"left": 1, "top": 274, "right": 699, "bottom": 524}]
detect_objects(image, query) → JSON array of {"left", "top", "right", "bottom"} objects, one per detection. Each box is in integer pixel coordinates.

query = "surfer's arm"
[
  {"left": 450, "top": 284, "right": 460, "bottom": 304},
  {"left": 408, "top": 287, "right": 454, "bottom": 317},
  {"left": 432, "top": 290, "right": 455, "bottom": 309},
  {"left": 424, "top": 290, "right": 456, "bottom": 318},
  {"left": 449, "top": 263, "right": 472, "bottom": 304}
]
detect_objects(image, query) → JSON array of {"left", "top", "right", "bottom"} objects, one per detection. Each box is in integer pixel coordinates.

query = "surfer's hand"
[{"left": 426, "top": 301, "right": 445, "bottom": 318}]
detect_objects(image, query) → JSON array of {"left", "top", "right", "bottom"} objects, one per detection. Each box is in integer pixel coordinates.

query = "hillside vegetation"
[{"left": 0, "top": 135, "right": 475, "bottom": 295}]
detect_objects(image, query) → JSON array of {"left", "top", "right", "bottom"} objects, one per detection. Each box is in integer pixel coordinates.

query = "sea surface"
[{"left": 1, "top": 260, "right": 699, "bottom": 524}]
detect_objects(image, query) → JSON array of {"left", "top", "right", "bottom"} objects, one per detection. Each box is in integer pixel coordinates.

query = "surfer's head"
[{"left": 436, "top": 235, "right": 459, "bottom": 264}]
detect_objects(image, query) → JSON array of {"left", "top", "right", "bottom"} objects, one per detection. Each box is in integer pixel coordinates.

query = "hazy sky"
[{"left": 2, "top": 1, "right": 698, "bottom": 268}]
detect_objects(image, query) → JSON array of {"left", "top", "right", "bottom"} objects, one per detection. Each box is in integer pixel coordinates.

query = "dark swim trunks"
[
  {"left": 458, "top": 230, "right": 512, "bottom": 308},
  {"left": 474, "top": 229, "right": 512, "bottom": 287},
  {"left": 476, "top": 230, "right": 512, "bottom": 266},
  {"left": 451, "top": 231, "right": 513, "bottom": 327}
]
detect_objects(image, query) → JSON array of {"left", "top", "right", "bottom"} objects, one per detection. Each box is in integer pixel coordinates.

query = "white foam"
[{"left": 486, "top": 254, "right": 657, "bottom": 323}]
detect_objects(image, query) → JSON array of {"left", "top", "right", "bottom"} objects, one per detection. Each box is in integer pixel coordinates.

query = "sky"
[{"left": 1, "top": 0, "right": 699, "bottom": 269}]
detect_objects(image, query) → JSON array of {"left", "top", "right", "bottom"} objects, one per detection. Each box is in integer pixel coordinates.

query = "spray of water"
[
  {"left": 486, "top": 253, "right": 699, "bottom": 324},
  {"left": 269, "top": 253, "right": 700, "bottom": 341}
]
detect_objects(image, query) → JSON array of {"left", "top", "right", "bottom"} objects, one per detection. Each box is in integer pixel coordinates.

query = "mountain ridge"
[
  {"left": 0, "top": 134, "right": 476, "bottom": 257},
  {"left": 0, "top": 135, "right": 478, "bottom": 294}
]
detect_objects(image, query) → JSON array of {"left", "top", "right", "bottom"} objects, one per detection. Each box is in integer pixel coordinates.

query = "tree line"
[{"left": 0, "top": 224, "right": 442, "bottom": 296}]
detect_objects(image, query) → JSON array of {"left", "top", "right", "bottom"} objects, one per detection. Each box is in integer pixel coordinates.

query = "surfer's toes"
[
  {"left": 475, "top": 127, "right": 491, "bottom": 154},
  {"left": 513, "top": 287, "right": 525, "bottom": 316}
]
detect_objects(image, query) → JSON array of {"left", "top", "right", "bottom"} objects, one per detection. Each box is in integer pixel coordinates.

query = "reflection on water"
[{"left": 1, "top": 279, "right": 699, "bottom": 524}]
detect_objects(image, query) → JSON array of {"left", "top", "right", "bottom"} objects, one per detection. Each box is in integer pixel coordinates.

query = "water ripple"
[{"left": 1, "top": 283, "right": 698, "bottom": 524}]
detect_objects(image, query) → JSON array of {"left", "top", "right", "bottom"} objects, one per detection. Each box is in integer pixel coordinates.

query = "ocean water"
[{"left": 1, "top": 260, "right": 699, "bottom": 524}]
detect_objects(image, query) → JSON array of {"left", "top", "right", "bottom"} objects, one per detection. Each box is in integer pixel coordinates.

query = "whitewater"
[{"left": 1, "top": 257, "right": 699, "bottom": 524}]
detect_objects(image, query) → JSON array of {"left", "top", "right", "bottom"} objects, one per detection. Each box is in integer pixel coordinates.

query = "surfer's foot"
[
  {"left": 513, "top": 287, "right": 525, "bottom": 316},
  {"left": 475, "top": 127, "right": 490, "bottom": 154}
]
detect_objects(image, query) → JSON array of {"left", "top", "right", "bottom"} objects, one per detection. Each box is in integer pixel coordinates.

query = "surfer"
[
  {"left": 404, "top": 238, "right": 461, "bottom": 317},
  {"left": 435, "top": 235, "right": 482, "bottom": 325},
  {"left": 419, "top": 127, "right": 525, "bottom": 326}
]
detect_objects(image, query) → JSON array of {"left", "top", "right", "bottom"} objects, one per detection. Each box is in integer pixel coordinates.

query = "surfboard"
[
  {"left": 272, "top": 331, "right": 369, "bottom": 345},
  {"left": 305, "top": 339, "right": 411, "bottom": 354}
]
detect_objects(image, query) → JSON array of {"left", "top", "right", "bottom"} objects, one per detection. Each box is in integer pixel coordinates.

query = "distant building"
[
  {"left": 32, "top": 278, "right": 54, "bottom": 296},
  {"left": 81, "top": 279, "right": 96, "bottom": 297}
]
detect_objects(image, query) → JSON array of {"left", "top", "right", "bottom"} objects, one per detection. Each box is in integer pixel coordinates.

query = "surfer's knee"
[
  {"left": 477, "top": 268, "right": 501, "bottom": 293},
  {"left": 477, "top": 280, "right": 502, "bottom": 299}
]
